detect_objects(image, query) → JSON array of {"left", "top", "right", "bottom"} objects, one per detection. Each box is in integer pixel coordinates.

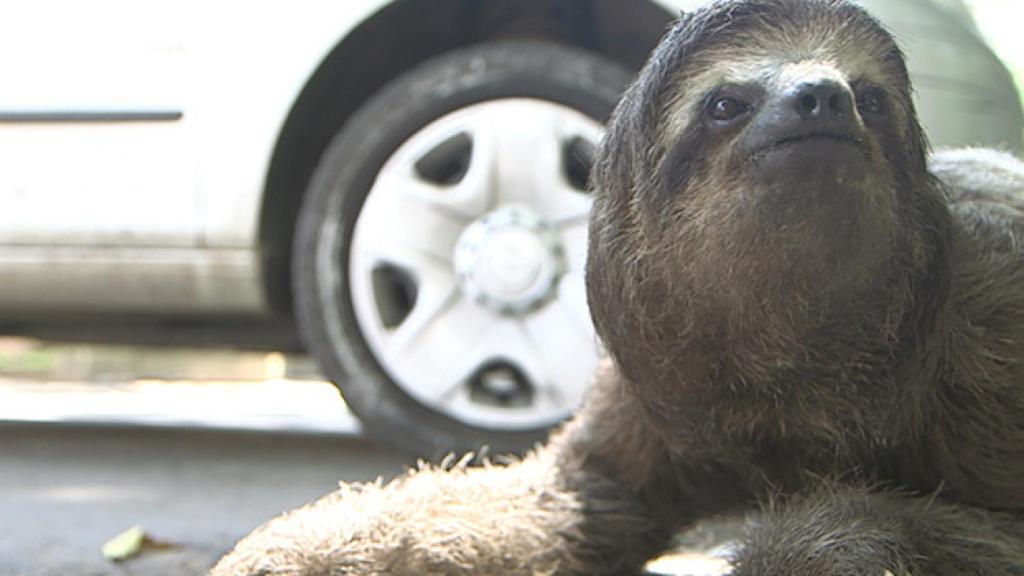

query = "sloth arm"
[
  {"left": 931, "top": 147, "right": 1024, "bottom": 212},
  {"left": 730, "top": 483, "right": 1024, "bottom": 576},
  {"left": 926, "top": 148, "right": 1024, "bottom": 510},
  {"left": 208, "top": 360, "right": 732, "bottom": 576}
]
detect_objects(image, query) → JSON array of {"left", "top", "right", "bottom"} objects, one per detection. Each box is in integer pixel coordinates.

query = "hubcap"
[
  {"left": 348, "top": 98, "right": 603, "bottom": 430},
  {"left": 455, "top": 206, "right": 565, "bottom": 315}
]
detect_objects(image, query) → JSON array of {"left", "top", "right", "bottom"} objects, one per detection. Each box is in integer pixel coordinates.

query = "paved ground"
[
  {"left": 0, "top": 422, "right": 735, "bottom": 576},
  {"left": 0, "top": 422, "right": 410, "bottom": 576}
]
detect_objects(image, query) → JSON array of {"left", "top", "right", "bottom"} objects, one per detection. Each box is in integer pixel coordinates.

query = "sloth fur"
[{"left": 211, "top": 0, "right": 1024, "bottom": 574}]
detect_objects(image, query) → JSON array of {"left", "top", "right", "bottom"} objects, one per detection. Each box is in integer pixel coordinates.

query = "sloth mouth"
[{"left": 752, "top": 131, "right": 866, "bottom": 159}]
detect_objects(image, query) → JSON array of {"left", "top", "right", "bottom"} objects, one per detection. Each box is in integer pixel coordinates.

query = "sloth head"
[{"left": 587, "top": 0, "right": 950, "bottom": 415}]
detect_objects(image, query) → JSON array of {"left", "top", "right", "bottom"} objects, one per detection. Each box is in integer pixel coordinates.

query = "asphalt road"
[
  {"left": 0, "top": 424, "right": 739, "bottom": 576},
  {"left": 0, "top": 423, "right": 410, "bottom": 576}
]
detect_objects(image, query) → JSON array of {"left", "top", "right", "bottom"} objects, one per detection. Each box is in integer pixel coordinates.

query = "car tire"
[{"left": 293, "top": 40, "right": 632, "bottom": 457}]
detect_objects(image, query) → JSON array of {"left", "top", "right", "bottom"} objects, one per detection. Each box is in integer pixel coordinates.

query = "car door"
[{"left": 0, "top": 1, "right": 199, "bottom": 247}]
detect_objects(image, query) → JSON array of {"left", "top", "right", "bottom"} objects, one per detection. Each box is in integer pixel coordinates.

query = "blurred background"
[
  {"left": 966, "top": 0, "right": 1024, "bottom": 108},
  {"left": 0, "top": 1, "right": 1021, "bottom": 575}
]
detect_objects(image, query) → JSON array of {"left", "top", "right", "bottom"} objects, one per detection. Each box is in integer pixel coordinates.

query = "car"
[{"left": 0, "top": 0, "right": 1020, "bottom": 456}]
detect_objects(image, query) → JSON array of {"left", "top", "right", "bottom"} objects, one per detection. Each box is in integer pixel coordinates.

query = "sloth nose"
[
  {"left": 745, "top": 78, "right": 866, "bottom": 157},
  {"left": 788, "top": 80, "right": 855, "bottom": 121}
]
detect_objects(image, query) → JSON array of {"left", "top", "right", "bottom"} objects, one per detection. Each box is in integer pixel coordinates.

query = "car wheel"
[{"left": 293, "top": 40, "right": 632, "bottom": 456}]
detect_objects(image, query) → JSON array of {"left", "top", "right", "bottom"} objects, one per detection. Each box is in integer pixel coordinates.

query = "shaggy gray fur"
[{"left": 211, "top": 1, "right": 1024, "bottom": 574}]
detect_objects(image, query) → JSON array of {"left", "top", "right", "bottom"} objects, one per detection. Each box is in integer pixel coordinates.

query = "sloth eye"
[
  {"left": 855, "top": 88, "right": 886, "bottom": 115},
  {"left": 708, "top": 97, "right": 750, "bottom": 122}
]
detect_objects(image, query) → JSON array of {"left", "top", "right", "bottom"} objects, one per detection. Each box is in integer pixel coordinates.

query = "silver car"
[{"left": 0, "top": 0, "right": 1020, "bottom": 455}]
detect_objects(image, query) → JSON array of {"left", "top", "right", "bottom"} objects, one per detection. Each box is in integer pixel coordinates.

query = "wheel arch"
[{"left": 258, "top": 0, "right": 676, "bottom": 313}]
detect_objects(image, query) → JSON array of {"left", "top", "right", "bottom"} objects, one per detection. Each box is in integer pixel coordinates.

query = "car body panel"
[
  {"left": 0, "top": 1, "right": 392, "bottom": 314},
  {"left": 0, "top": 246, "right": 262, "bottom": 316},
  {"left": 0, "top": 3, "right": 196, "bottom": 247},
  {"left": 185, "top": 0, "right": 393, "bottom": 249},
  {"left": 0, "top": 1, "right": 393, "bottom": 250}
]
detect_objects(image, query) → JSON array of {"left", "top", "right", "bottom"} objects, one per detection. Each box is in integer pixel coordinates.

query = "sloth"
[{"left": 210, "top": 0, "right": 1024, "bottom": 574}]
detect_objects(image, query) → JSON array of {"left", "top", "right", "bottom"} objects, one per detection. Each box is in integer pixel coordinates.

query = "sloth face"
[
  {"left": 697, "top": 62, "right": 876, "bottom": 188},
  {"left": 668, "top": 52, "right": 905, "bottom": 269},
  {"left": 587, "top": 0, "right": 944, "bottom": 360},
  {"left": 653, "top": 0, "right": 923, "bottom": 228},
  {"left": 592, "top": 0, "right": 933, "bottom": 301},
  {"left": 586, "top": 0, "right": 948, "bottom": 433}
]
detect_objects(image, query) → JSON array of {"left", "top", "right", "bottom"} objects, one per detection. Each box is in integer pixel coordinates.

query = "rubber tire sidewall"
[{"left": 293, "top": 40, "right": 632, "bottom": 458}]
